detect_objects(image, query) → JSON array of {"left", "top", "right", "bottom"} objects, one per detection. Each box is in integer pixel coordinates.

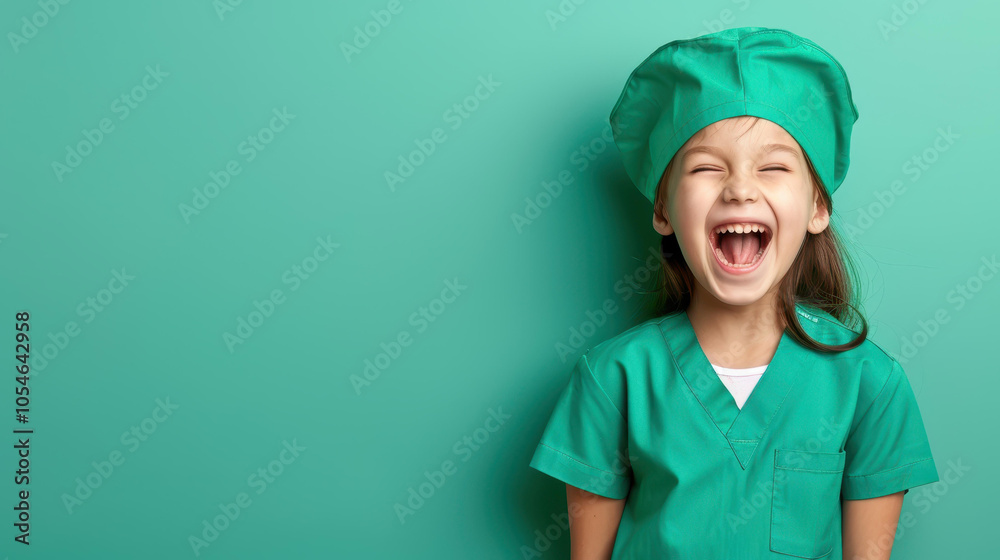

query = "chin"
[
  {"left": 700, "top": 272, "right": 773, "bottom": 307},
  {"left": 711, "top": 291, "right": 770, "bottom": 307}
]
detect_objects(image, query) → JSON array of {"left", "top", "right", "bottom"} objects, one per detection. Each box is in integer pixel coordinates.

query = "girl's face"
[{"left": 653, "top": 117, "right": 830, "bottom": 308}]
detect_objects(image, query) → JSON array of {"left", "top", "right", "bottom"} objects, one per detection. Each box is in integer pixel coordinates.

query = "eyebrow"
[{"left": 682, "top": 143, "right": 802, "bottom": 160}]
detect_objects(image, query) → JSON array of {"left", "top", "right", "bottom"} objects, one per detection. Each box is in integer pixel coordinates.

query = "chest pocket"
[{"left": 769, "top": 449, "right": 846, "bottom": 558}]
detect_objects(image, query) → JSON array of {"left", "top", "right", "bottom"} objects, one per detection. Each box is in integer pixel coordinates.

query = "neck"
[{"left": 686, "top": 287, "right": 785, "bottom": 368}]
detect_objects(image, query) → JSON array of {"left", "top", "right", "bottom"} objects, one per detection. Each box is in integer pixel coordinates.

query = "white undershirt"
[{"left": 710, "top": 363, "right": 769, "bottom": 409}]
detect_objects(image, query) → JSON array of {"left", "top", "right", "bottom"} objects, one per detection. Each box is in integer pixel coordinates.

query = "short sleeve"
[
  {"left": 528, "top": 352, "right": 633, "bottom": 499},
  {"left": 841, "top": 359, "right": 939, "bottom": 500}
]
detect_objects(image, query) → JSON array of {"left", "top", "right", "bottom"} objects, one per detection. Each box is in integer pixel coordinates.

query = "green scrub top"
[{"left": 529, "top": 303, "right": 939, "bottom": 559}]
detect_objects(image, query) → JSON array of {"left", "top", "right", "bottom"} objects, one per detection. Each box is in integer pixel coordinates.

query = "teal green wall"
[{"left": 1, "top": 0, "right": 994, "bottom": 558}]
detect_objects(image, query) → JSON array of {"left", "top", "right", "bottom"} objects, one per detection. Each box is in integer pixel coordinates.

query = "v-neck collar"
[{"left": 657, "top": 305, "right": 820, "bottom": 470}]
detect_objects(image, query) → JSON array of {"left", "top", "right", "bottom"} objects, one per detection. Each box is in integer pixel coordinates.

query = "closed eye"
[{"left": 691, "top": 167, "right": 790, "bottom": 173}]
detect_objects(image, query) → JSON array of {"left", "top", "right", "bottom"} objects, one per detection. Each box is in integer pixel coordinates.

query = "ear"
[
  {"left": 652, "top": 206, "right": 674, "bottom": 236},
  {"left": 651, "top": 168, "right": 674, "bottom": 236},
  {"left": 807, "top": 188, "right": 830, "bottom": 235}
]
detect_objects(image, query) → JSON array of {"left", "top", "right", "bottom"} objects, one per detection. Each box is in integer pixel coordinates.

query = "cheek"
[
  {"left": 769, "top": 181, "right": 814, "bottom": 215},
  {"left": 669, "top": 190, "right": 713, "bottom": 223},
  {"left": 672, "top": 219, "right": 712, "bottom": 259},
  {"left": 773, "top": 215, "right": 811, "bottom": 252},
  {"left": 668, "top": 209, "right": 707, "bottom": 244}
]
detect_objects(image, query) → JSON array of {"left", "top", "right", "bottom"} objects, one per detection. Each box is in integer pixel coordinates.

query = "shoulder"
[
  {"left": 584, "top": 313, "right": 675, "bottom": 371},
  {"left": 573, "top": 314, "right": 678, "bottom": 405},
  {"left": 795, "top": 303, "right": 902, "bottom": 403}
]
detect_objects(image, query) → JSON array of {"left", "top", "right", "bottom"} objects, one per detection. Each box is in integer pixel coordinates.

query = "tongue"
[{"left": 721, "top": 233, "right": 761, "bottom": 265}]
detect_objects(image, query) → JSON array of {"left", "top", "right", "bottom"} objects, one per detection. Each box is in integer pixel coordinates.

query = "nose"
[{"left": 721, "top": 170, "right": 760, "bottom": 203}]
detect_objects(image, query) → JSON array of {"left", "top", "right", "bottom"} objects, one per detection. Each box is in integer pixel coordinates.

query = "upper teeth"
[{"left": 714, "top": 223, "right": 768, "bottom": 234}]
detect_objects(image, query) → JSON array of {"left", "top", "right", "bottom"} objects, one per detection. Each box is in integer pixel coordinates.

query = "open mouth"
[{"left": 709, "top": 223, "right": 772, "bottom": 270}]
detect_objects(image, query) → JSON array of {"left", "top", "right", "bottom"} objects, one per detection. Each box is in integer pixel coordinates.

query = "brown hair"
[{"left": 641, "top": 117, "right": 868, "bottom": 353}]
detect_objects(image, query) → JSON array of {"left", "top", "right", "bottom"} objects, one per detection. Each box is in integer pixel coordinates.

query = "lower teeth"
[{"left": 716, "top": 246, "right": 765, "bottom": 268}]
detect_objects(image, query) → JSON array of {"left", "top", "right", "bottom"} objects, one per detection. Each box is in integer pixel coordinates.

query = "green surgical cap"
[{"left": 609, "top": 26, "right": 859, "bottom": 204}]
